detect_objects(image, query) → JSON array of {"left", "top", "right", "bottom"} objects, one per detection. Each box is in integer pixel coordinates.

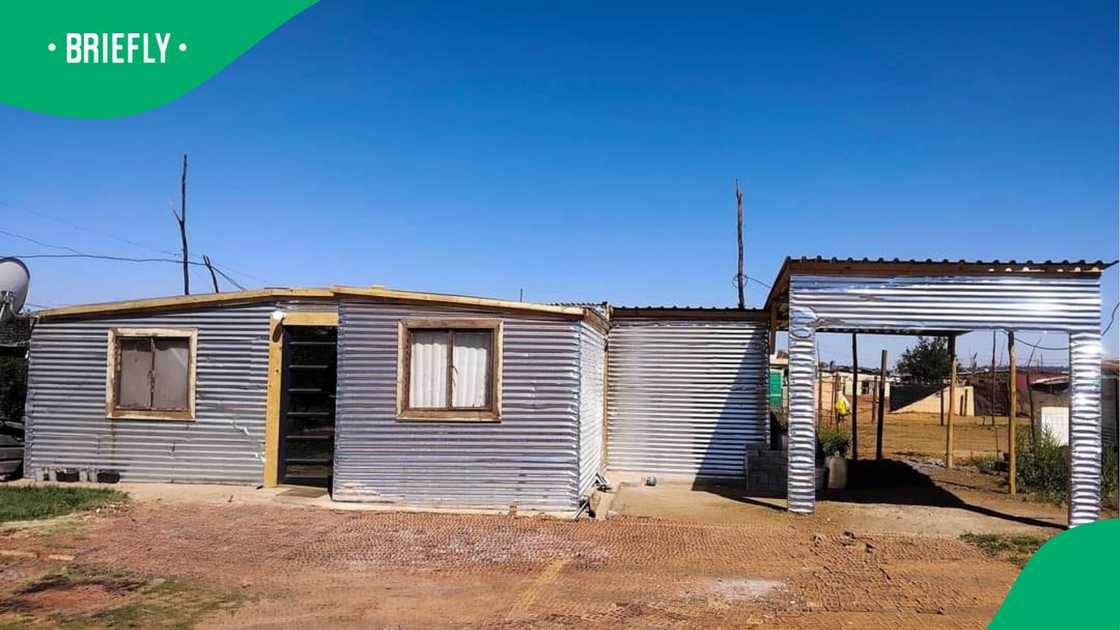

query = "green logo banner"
[
  {"left": 0, "top": 1, "right": 318, "bottom": 118},
  {"left": 989, "top": 519, "right": 1119, "bottom": 629}
]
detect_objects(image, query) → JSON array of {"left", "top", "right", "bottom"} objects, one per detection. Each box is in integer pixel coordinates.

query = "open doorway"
[
  {"left": 277, "top": 325, "right": 337, "bottom": 487},
  {"left": 265, "top": 311, "right": 340, "bottom": 491}
]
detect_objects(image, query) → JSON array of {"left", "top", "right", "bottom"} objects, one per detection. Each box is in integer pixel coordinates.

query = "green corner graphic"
[
  {"left": 989, "top": 519, "right": 1120, "bottom": 629},
  {"left": 0, "top": 1, "right": 318, "bottom": 118}
]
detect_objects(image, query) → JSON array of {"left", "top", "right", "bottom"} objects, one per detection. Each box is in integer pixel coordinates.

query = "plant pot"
[
  {"left": 778, "top": 434, "right": 789, "bottom": 451},
  {"left": 814, "top": 464, "right": 828, "bottom": 492},
  {"left": 826, "top": 455, "right": 848, "bottom": 489}
]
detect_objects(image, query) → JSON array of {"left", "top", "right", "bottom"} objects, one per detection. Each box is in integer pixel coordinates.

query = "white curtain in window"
[
  {"left": 410, "top": 331, "right": 448, "bottom": 408},
  {"left": 452, "top": 331, "right": 490, "bottom": 408}
]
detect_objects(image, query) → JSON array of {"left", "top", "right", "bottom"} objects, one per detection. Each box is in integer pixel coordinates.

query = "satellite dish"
[{"left": 0, "top": 257, "right": 31, "bottom": 324}]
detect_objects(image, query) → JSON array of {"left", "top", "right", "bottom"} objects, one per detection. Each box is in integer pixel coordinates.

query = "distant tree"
[{"left": 896, "top": 336, "right": 952, "bottom": 384}]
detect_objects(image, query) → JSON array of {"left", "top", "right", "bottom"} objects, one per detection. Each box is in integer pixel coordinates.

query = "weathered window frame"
[
  {"left": 105, "top": 328, "right": 198, "bottom": 421},
  {"left": 396, "top": 319, "right": 503, "bottom": 422}
]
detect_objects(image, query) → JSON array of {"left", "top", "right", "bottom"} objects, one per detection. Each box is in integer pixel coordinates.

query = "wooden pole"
[
  {"left": 939, "top": 374, "right": 945, "bottom": 426},
  {"left": 990, "top": 331, "right": 997, "bottom": 426},
  {"left": 202, "top": 256, "right": 220, "bottom": 293},
  {"left": 946, "top": 335, "right": 957, "bottom": 468},
  {"left": 851, "top": 334, "right": 859, "bottom": 460},
  {"left": 177, "top": 154, "right": 189, "bottom": 295},
  {"left": 735, "top": 179, "right": 745, "bottom": 309},
  {"left": 876, "top": 349, "right": 887, "bottom": 460},
  {"left": 1027, "top": 363, "right": 1036, "bottom": 443},
  {"left": 1008, "top": 331, "right": 1017, "bottom": 496}
]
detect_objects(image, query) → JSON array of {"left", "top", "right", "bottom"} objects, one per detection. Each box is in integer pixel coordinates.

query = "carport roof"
[{"left": 762, "top": 257, "right": 1116, "bottom": 315}]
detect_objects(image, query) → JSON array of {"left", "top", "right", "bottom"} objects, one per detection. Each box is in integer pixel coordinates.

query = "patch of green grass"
[
  {"left": 0, "top": 487, "right": 126, "bottom": 523},
  {"left": 1, "top": 564, "right": 246, "bottom": 630},
  {"left": 960, "top": 532, "right": 1047, "bottom": 567},
  {"left": 962, "top": 454, "right": 1002, "bottom": 476}
]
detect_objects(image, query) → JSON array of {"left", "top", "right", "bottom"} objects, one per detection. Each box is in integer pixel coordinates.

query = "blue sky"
[{"left": 1, "top": 1, "right": 1117, "bottom": 364}]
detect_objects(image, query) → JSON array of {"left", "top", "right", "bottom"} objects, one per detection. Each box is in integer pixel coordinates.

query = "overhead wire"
[
  {"left": 0, "top": 200, "right": 271, "bottom": 284},
  {"left": 0, "top": 224, "right": 267, "bottom": 291},
  {"left": 1, "top": 227, "right": 253, "bottom": 291}
]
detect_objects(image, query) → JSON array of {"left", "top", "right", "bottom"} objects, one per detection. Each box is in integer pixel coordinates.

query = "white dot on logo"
[
  {"left": 179, "top": 42, "right": 188, "bottom": 52},
  {"left": 48, "top": 43, "right": 56, "bottom": 52}
]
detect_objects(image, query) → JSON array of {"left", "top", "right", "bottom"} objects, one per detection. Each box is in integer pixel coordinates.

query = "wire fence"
[{"left": 818, "top": 397, "right": 1029, "bottom": 463}]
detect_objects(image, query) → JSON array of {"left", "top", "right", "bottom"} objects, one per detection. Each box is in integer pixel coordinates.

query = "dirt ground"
[
  {"left": 819, "top": 404, "right": 1032, "bottom": 461},
  {"left": 0, "top": 463, "right": 1066, "bottom": 629}
]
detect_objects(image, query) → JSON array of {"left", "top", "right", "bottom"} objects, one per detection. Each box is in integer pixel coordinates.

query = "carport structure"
[{"left": 764, "top": 257, "right": 1116, "bottom": 526}]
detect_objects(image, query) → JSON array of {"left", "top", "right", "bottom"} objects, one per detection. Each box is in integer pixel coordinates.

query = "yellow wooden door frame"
[{"left": 264, "top": 311, "right": 339, "bottom": 487}]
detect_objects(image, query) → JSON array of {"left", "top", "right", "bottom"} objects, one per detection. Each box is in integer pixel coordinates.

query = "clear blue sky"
[{"left": 2, "top": 1, "right": 1117, "bottom": 364}]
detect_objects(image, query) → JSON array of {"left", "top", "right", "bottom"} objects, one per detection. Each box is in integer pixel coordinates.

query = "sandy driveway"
[{"left": 0, "top": 474, "right": 1031, "bottom": 629}]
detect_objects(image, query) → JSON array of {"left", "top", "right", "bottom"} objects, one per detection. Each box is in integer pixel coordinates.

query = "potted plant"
[{"left": 817, "top": 426, "right": 851, "bottom": 489}]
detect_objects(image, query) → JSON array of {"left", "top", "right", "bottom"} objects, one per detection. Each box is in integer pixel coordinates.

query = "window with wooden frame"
[
  {"left": 106, "top": 328, "right": 197, "bottom": 420},
  {"left": 397, "top": 319, "right": 502, "bottom": 421}
]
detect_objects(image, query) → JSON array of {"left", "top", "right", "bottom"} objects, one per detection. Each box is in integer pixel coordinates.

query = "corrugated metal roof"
[
  {"left": 611, "top": 306, "right": 768, "bottom": 321},
  {"left": 791, "top": 256, "right": 1115, "bottom": 266},
  {"left": 765, "top": 256, "right": 1118, "bottom": 313}
]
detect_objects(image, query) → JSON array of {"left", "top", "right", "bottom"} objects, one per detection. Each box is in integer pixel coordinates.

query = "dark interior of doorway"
[{"left": 278, "top": 326, "right": 337, "bottom": 488}]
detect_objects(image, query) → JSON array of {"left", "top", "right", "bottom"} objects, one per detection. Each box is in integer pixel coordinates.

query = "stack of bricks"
[
  {"left": 744, "top": 446, "right": 788, "bottom": 495},
  {"left": 744, "top": 446, "right": 826, "bottom": 496}
]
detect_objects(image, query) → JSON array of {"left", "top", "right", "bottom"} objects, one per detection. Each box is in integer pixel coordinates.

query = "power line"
[
  {"left": 1, "top": 200, "right": 182, "bottom": 258},
  {"left": 16, "top": 253, "right": 218, "bottom": 266},
  {"left": 1102, "top": 302, "right": 1120, "bottom": 337},
  {"left": 0, "top": 228, "right": 84, "bottom": 256},
  {"left": 1, "top": 225, "right": 253, "bottom": 291},
  {"left": 729, "top": 274, "right": 773, "bottom": 290},
  {"left": 211, "top": 266, "right": 247, "bottom": 291},
  {"left": 0, "top": 200, "right": 271, "bottom": 284}
]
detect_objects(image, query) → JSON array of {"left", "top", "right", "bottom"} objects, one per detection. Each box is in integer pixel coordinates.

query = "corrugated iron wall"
[
  {"left": 578, "top": 321, "right": 605, "bottom": 495},
  {"left": 606, "top": 318, "right": 768, "bottom": 478},
  {"left": 25, "top": 303, "right": 277, "bottom": 483},
  {"left": 334, "top": 299, "right": 582, "bottom": 512},
  {"left": 787, "top": 274, "right": 1103, "bottom": 525}
]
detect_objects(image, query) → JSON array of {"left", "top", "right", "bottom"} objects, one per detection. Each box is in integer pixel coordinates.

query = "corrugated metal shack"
[
  {"left": 606, "top": 307, "right": 768, "bottom": 478},
  {"left": 19, "top": 256, "right": 1117, "bottom": 527},
  {"left": 330, "top": 288, "right": 607, "bottom": 512},
  {"left": 24, "top": 287, "right": 608, "bottom": 514},
  {"left": 24, "top": 290, "right": 336, "bottom": 484}
]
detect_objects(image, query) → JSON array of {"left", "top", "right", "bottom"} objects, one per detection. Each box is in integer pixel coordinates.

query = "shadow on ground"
[{"left": 691, "top": 458, "right": 1065, "bottom": 531}]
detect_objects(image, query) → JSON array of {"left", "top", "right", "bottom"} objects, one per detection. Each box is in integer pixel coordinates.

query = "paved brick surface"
[{"left": 0, "top": 501, "right": 1017, "bottom": 628}]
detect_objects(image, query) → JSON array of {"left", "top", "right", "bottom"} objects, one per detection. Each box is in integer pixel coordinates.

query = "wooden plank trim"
[
  {"left": 39, "top": 288, "right": 335, "bottom": 319},
  {"left": 395, "top": 318, "right": 504, "bottom": 423},
  {"left": 282, "top": 311, "right": 339, "bottom": 327},
  {"left": 105, "top": 327, "right": 198, "bottom": 422},
  {"left": 263, "top": 314, "right": 283, "bottom": 487},
  {"left": 333, "top": 286, "right": 586, "bottom": 318}
]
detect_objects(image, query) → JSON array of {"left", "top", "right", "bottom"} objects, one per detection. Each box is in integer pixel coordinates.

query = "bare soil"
[
  {"left": 0, "top": 464, "right": 1043, "bottom": 629},
  {"left": 821, "top": 403, "right": 1033, "bottom": 461}
]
